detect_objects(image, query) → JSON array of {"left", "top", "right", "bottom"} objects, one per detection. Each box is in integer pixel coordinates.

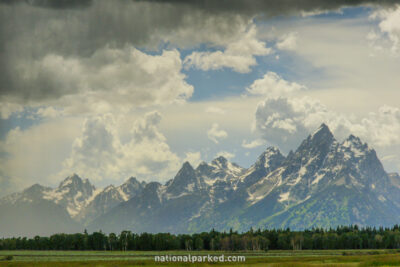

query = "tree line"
[{"left": 1, "top": 225, "right": 400, "bottom": 251}]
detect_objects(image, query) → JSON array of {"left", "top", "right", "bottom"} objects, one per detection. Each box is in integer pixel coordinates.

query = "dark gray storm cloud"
[
  {"left": 0, "top": 0, "right": 399, "bottom": 103},
  {"left": 138, "top": 0, "right": 400, "bottom": 16},
  {"left": 0, "top": 0, "right": 92, "bottom": 9}
]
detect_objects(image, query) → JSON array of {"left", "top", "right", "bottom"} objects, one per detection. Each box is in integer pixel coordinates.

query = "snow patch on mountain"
[{"left": 279, "top": 192, "right": 290, "bottom": 202}]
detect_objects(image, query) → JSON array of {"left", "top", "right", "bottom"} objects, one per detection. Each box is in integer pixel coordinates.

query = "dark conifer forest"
[{"left": 1, "top": 225, "right": 400, "bottom": 251}]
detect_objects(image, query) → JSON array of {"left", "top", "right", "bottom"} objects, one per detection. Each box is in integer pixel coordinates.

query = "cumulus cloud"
[
  {"left": 62, "top": 111, "right": 181, "bottom": 183},
  {"left": 13, "top": 46, "right": 192, "bottom": 110},
  {"left": 276, "top": 32, "right": 299, "bottom": 51},
  {"left": 254, "top": 97, "right": 331, "bottom": 150},
  {"left": 63, "top": 117, "right": 118, "bottom": 177},
  {"left": 207, "top": 123, "right": 228, "bottom": 144},
  {"left": 370, "top": 5, "right": 400, "bottom": 53},
  {"left": 242, "top": 139, "right": 265, "bottom": 149},
  {"left": 247, "top": 71, "right": 306, "bottom": 97},
  {"left": 184, "top": 24, "right": 272, "bottom": 73}
]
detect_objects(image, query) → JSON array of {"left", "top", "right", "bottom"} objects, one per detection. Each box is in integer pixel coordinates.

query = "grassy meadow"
[{"left": 1, "top": 250, "right": 400, "bottom": 266}]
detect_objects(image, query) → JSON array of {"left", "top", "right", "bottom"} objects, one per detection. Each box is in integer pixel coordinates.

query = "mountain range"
[{"left": 1, "top": 124, "right": 400, "bottom": 237}]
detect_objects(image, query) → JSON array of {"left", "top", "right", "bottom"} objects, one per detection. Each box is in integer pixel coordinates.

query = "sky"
[{"left": 1, "top": 0, "right": 400, "bottom": 196}]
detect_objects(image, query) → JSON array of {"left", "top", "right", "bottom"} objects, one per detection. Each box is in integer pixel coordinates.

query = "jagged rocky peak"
[
  {"left": 176, "top": 161, "right": 195, "bottom": 177},
  {"left": 210, "top": 156, "right": 244, "bottom": 176},
  {"left": 237, "top": 147, "right": 285, "bottom": 189},
  {"left": 196, "top": 161, "right": 214, "bottom": 174},
  {"left": 343, "top": 134, "right": 365, "bottom": 146},
  {"left": 59, "top": 173, "right": 85, "bottom": 188},
  {"left": 103, "top": 184, "right": 115, "bottom": 192},
  {"left": 58, "top": 173, "right": 95, "bottom": 192},
  {"left": 142, "top": 181, "right": 162, "bottom": 196},
  {"left": 125, "top": 177, "right": 147, "bottom": 188},
  {"left": 125, "top": 176, "right": 139, "bottom": 184},
  {"left": 291, "top": 123, "right": 335, "bottom": 161},
  {"left": 346, "top": 134, "right": 362, "bottom": 143},
  {"left": 337, "top": 134, "right": 382, "bottom": 171},
  {"left": 122, "top": 176, "right": 145, "bottom": 188},
  {"left": 16, "top": 183, "right": 52, "bottom": 202},
  {"left": 298, "top": 123, "right": 335, "bottom": 150},
  {"left": 167, "top": 162, "right": 203, "bottom": 195},
  {"left": 311, "top": 123, "right": 334, "bottom": 139},
  {"left": 341, "top": 134, "right": 369, "bottom": 154},
  {"left": 119, "top": 176, "right": 146, "bottom": 199},
  {"left": 255, "top": 146, "right": 285, "bottom": 170},
  {"left": 211, "top": 156, "right": 229, "bottom": 169},
  {"left": 23, "top": 183, "right": 50, "bottom": 194}
]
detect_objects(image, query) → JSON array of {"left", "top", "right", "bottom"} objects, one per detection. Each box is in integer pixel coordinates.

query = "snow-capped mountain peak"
[
  {"left": 255, "top": 146, "right": 285, "bottom": 170},
  {"left": 59, "top": 173, "right": 82, "bottom": 187},
  {"left": 211, "top": 156, "right": 228, "bottom": 168},
  {"left": 310, "top": 123, "right": 333, "bottom": 139},
  {"left": 166, "top": 162, "right": 205, "bottom": 196}
]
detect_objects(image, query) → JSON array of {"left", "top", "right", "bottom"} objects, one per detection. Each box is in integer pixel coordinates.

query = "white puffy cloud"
[
  {"left": 370, "top": 5, "right": 400, "bottom": 53},
  {"left": 131, "top": 111, "right": 164, "bottom": 143},
  {"left": 254, "top": 96, "right": 330, "bottom": 151},
  {"left": 62, "top": 117, "right": 118, "bottom": 179},
  {"left": 247, "top": 71, "right": 305, "bottom": 97},
  {"left": 207, "top": 123, "right": 228, "bottom": 144},
  {"left": 62, "top": 111, "right": 181, "bottom": 183},
  {"left": 184, "top": 24, "right": 272, "bottom": 73},
  {"left": 242, "top": 139, "right": 265, "bottom": 149},
  {"left": 276, "top": 32, "right": 299, "bottom": 51}
]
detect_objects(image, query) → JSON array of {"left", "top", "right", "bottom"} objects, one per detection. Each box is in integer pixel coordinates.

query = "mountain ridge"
[{"left": 1, "top": 124, "right": 400, "bottom": 237}]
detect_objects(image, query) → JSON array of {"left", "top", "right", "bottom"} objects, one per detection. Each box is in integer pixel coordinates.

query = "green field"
[{"left": 1, "top": 250, "right": 400, "bottom": 266}]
